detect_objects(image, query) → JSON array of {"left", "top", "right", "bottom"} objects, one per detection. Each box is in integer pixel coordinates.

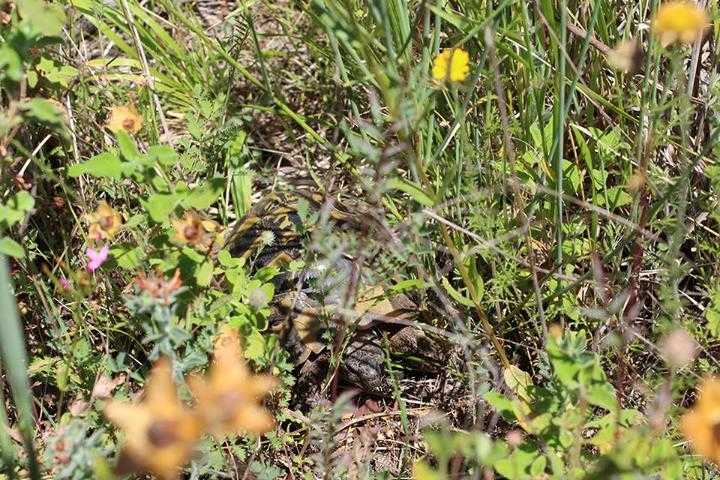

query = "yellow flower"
[
  {"left": 104, "top": 358, "right": 202, "bottom": 480},
  {"left": 681, "top": 377, "right": 720, "bottom": 464},
  {"left": 652, "top": 1, "right": 709, "bottom": 47},
  {"left": 107, "top": 105, "right": 143, "bottom": 134},
  {"left": 87, "top": 201, "right": 122, "bottom": 241},
  {"left": 189, "top": 327, "right": 277, "bottom": 437},
  {"left": 432, "top": 48, "right": 470, "bottom": 83},
  {"left": 171, "top": 211, "right": 223, "bottom": 251}
]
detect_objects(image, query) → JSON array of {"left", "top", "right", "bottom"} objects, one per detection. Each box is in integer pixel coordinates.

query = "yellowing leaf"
[
  {"left": 412, "top": 460, "right": 443, "bottom": 480},
  {"left": 503, "top": 365, "right": 533, "bottom": 405}
]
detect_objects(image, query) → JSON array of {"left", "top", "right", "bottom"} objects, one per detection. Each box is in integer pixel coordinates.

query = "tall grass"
[
  {"left": 2, "top": 0, "right": 719, "bottom": 477},
  {"left": 0, "top": 257, "right": 40, "bottom": 479}
]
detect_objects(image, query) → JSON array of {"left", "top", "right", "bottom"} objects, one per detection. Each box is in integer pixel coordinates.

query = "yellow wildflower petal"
[
  {"left": 652, "top": 1, "right": 708, "bottom": 47},
  {"left": 171, "top": 211, "right": 224, "bottom": 251},
  {"left": 190, "top": 327, "right": 277, "bottom": 437},
  {"left": 104, "top": 358, "right": 202, "bottom": 480},
  {"left": 432, "top": 48, "right": 470, "bottom": 83},
  {"left": 231, "top": 404, "right": 276, "bottom": 435},
  {"left": 172, "top": 211, "right": 207, "bottom": 247},
  {"left": 432, "top": 50, "right": 451, "bottom": 81},
  {"left": 107, "top": 105, "right": 144, "bottom": 134},
  {"left": 681, "top": 377, "right": 720, "bottom": 464},
  {"left": 87, "top": 201, "right": 122, "bottom": 240}
]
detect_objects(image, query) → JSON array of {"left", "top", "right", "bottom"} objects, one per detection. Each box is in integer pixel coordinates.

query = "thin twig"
[{"left": 566, "top": 22, "right": 611, "bottom": 54}]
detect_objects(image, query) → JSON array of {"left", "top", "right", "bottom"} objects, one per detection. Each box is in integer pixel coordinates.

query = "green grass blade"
[
  {"left": 0, "top": 256, "right": 41, "bottom": 480},
  {"left": 0, "top": 372, "right": 19, "bottom": 480}
]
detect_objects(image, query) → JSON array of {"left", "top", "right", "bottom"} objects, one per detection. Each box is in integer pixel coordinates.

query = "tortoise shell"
[{"left": 225, "top": 190, "right": 354, "bottom": 273}]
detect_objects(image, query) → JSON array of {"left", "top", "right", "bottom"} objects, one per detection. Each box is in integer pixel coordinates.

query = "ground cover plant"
[{"left": 1, "top": 0, "right": 720, "bottom": 478}]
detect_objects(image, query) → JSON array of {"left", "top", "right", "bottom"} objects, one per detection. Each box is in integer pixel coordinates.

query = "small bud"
[
  {"left": 659, "top": 329, "right": 698, "bottom": 369},
  {"left": 607, "top": 39, "right": 644, "bottom": 74},
  {"left": 627, "top": 169, "right": 647, "bottom": 192},
  {"left": 548, "top": 323, "right": 563, "bottom": 339},
  {"left": 505, "top": 429, "right": 524, "bottom": 447},
  {"left": 248, "top": 287, "right": 270, "bottom": 309},
  {"left": 259, "top": 230, "right": 275, "bottom": 246}
]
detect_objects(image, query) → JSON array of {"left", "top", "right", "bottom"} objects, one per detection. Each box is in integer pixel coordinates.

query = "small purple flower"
[
  {"left": 86, "top": 246, "right": 110, "bottom": 273},
  {"left": 59, "top": 276, "right": 71, "bottom": 290}
]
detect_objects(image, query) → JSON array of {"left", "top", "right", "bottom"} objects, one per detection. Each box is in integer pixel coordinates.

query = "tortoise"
[{"left": 225, "top": 189, "right": 449, "bottom": 396}]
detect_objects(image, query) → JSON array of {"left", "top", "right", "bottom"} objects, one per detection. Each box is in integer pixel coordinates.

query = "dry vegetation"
[{"left": 2, "top": 0, "right": 720, "bottom": 479}]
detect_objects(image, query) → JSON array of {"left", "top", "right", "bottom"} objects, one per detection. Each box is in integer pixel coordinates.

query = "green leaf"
[
  {"left": 147, "top": 145, "right": 178, "bottom": 166},
  {"left": 0, "top": 44, "right": 23, "bottom": 81},
  {"left": 195, "top": 260, "right": 214, "bottom": 287},
  {"left": 22, "top": 98, "right": 64, "bottom": 126},
  {"left": 503, "top": 365, "right": 533, "bottom": 405},
  {"left": 143, "top": 193, "right": 181, "bottom": 223},
  {"left": 390, "top": 278, "right": 426, "bottom": 293},
  {"left": 465, "top": 256, "right": 485, "bottom": 302},
  {"left": 258, "top": 283, "right": 274, "bottom": 308},
  {"left": 473, "top": 433, "right": 503, "bottom": 466},
  {"left": 17, "top": 0, "right": 66, "bottom": 37},
  {"left": 550, "top": 354, "right": 580, "bottom": 388},
  {"left": 594, "top": 186, "right": 632, "bottom": 210},
  {"left": 386, "top": 177, "right": 435, "bottom": 207},
  {"left": 181, "top": 246, "right": 204, "bottom": 263},
  {"left": 225, "top": 266, "right": 249, "bottom": 292},
  {"left": 217, "top": 249, "right": 244, "bottom": 268},
  {"left": 254, "top": 266, "right": 278, "bottom": 284},
  {"left": 231, "top": 167, "right": 253, "bottom": 217},
  {"left": 586, "top": 384, "right": 618, "bottom": 412},
  {"left": 493, "top": 444, "right": 539, "bottom": 480},
  {"left": 150, "top": 175, "right": 171, "bottom": 192},
  {"left": 27, "top": 356, "right": 59, "bottom": 377},
  {"left": 483, "top": 391, "right": 516, "bottom": 421},
  {"left": 183, "top": 178, "right": 225, "bottom": 210},
  {"left": 530, "top": 455, "right": 547, "bottom": 476},
  {"left": 0, "top": 203, "right": 25, "bottom": 226},
  {"left": 706, "top": 288, "right": 720, "bottom": 338},
  {"left": 426, "top": 3, "right": 469, "bottom": 30},
  {"left": 67, "top": 152, "right": 126, "bottom": 179},
  {"left": 13, "top": 191, "right": 34, "bottom": 212},
  {"left": 36, "top": 57, "right": 78, "bottom": 87},
  {"left": 244, "top": 330, "right": 266, "bottom": 362},
  {"left": 123, "top": 213, "right": 146, "bottom": 230},
  {"left": 249, "top": 460, "right": 283, "bottom": 480},
  {"left": 561, "top": 160, "right": 581, "bottom": 194},
  {"left": 0, "top": 237, "right": 24, "bottom": 258},
  {"left": 441, "top": 277, "right": 475, "bottom": 308},
  {"left": 55, "top": 361, "right": 69, "bottom": 392},
  {"left": 0, "top": 191, "right": 35, "bottom": 228},
  {"left": 412, "top": 461, "right": 443, "bottom": 480},
  {"left": 110, "top": 244, "right": 144, "bottom": 270},
  {"left": 186, "top": 113, "right": 203, "bottom": 140},
  {"left": 115, "top": 131, "right": 141, "bottom": 162}
]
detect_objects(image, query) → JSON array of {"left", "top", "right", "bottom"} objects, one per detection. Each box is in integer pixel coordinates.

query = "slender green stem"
[
  {"left": 0, "top": 257, "right": 41, "bottom": 480},
  {"left": 555, "top": 0, "right": 568, "bottom": 284},
  {"left": 0, "top": 370, "right": 19, "bottom": 480}
]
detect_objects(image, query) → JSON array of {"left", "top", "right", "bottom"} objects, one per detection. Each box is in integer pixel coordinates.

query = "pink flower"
[
  {"left": 86, "top": 246, "right": 109, "bottom": 273},
  {"left": 59, "top": 276, "right": 71, "bottom": 290}
]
